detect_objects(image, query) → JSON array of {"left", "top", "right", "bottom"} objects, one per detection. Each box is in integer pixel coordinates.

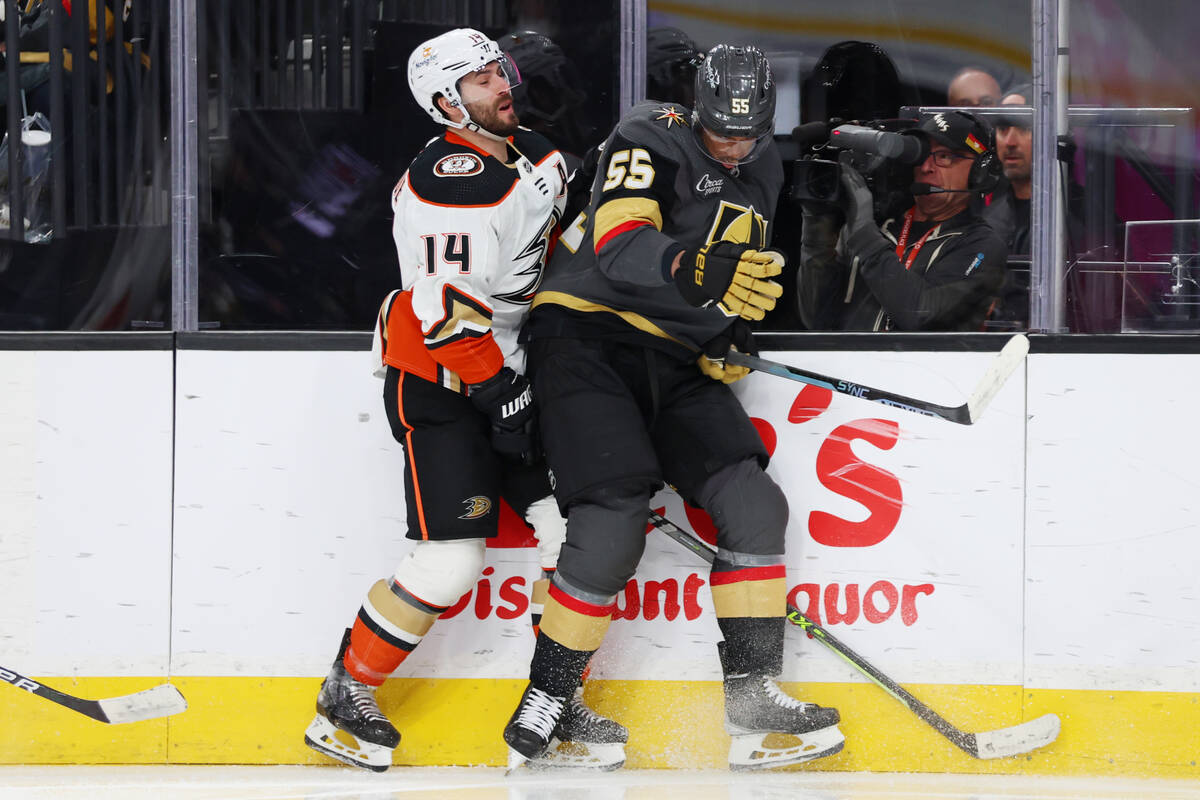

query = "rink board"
[
  {"left": 2, "top": 342, "right": 1199, "bottom": 776},
  {"left": 4, "top": 677, "right": 1199, "bottom": 777}
]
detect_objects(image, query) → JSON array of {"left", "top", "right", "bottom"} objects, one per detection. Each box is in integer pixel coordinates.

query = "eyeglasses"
[{"left": 927, "top": 150, "right": 971, "bottom": 167}]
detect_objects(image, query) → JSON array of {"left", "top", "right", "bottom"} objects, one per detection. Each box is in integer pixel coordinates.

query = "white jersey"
[{"left": 379, "top": 128, "right": 567, "bottom": 391}]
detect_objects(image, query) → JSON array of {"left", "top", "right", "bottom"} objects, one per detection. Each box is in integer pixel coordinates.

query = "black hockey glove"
[
  {"left": 468, "top": 367, "right": 537, "bottom": 464},
  {"left": 673, "top": 240, "right": 784, "bottom": 322},
  {"left": 697, "top": 319, "right": 757, "bottom": 384}
]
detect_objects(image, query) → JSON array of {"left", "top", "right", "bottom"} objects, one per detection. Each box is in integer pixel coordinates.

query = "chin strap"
[{"left": 465, "top": 120, "right": 509, "bottom": 143}]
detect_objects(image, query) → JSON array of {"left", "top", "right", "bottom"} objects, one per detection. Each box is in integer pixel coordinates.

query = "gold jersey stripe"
[
  {"left": 532, "top": 291, "right": 690, "bottom": 349},
  {"left": 593, "top": 196, "right": 664, "bottom": 248},
  {"left": 710, "top": 577, "right": 787, "bottom": 618}
]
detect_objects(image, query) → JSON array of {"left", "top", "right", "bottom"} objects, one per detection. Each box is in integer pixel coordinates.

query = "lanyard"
[{"left": 894, "top": 208, "right": 940, "bottom": 271}]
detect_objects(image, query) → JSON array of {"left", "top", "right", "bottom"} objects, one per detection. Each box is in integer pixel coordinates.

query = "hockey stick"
[
  {"left": 1, "top": 665, "right": 188, "bottom": 724},
  {"left": 647, "top": 512, "right": 1060, "bottom": 759},
  {"left": 726, "top": 333, "right": 1029, "bottom": 425}
]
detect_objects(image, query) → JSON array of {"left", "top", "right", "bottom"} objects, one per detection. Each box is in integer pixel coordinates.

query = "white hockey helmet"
[{"left": 408, "top": 28, "right": 522, "bottom": 139}]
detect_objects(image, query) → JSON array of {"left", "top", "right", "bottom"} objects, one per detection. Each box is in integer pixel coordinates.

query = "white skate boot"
[
  {"left": 304, "top": 629, "right": 400, "bottom": 772},
  {"left": 529, "top": 688, "right": 629, "bottom": 770},
  {"left": 724, "top": 671, "right": 844, "bottom": 770}
]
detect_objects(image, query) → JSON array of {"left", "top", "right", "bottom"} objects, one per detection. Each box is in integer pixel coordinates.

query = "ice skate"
[
  {"left": 528, "top": 687, "right": 629, "bottom": 770},
  {"left": 304, "top": 630, "right": 400, "bottom": 772},
  {"left": 503, "top": 683, "right": 567, "bottom": 771},
  {"left": 724, "top": 672, "right": 844, "bottom": 770}
]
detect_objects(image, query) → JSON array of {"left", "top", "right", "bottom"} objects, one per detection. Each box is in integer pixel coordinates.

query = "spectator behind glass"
[
  {"left": 646, "top": 27, "right": 703, "bottom": 108},
  {"left": 984, "top": 87, "right": 1033, "bottom": 255},
  {"left": 499, "top": 31, "right": 594, "bottom": 161},
  {"left": 797, "top": 111, "right": 1008, "bottom": 331},
  {"left": 947, "top": 66, "right": 1002, "bottom": 107},
  {"left": 801, "top": 40, "right": 918, "bottom": 123}
]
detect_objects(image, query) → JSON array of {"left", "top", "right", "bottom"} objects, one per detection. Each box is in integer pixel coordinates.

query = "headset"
[{"left": 956, "top": 110, "right": 1004, "bottom": 194}]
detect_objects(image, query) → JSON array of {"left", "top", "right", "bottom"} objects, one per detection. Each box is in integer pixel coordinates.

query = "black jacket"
[
  {"left": 982, "top": 189, "right": 1031, "bottom": 257},
  {"left": 798, "top": 205, "right": 1008, "bottom": 332}
]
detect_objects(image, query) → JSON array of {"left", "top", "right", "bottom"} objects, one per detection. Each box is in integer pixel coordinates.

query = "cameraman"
[{"left": 798, "top": 111, "right": 1008, "bottom": 331}]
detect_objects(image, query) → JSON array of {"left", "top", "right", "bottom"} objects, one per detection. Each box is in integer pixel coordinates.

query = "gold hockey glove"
[
  {"left": 674, "top": 241, "right": 784, "bottom": 322},
  {"left": 697, "top": 320, "right": 756, "bottom": 384}
]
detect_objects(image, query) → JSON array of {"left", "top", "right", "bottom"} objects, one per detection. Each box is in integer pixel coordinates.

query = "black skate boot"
[
  {"left": 304, "top": 629, "right": 400, "bottom": 772},
  {"left": 503, "top": 683, "right": 567, "bottom": 770},
  {"left": 528, "top": 688, "right": 629, "bottom": 770},
  {"left": 723, "top": 671, "right": 844, "bottom": 770}
]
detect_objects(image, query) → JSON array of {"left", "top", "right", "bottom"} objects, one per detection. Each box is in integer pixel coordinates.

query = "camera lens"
[{"left": 808, "top": 166, "right": 838, "bottom": 201}]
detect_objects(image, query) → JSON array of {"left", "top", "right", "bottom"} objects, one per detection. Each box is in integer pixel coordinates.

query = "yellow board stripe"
[{"left": 3, "top": 676, "right": 1199, "bottom": 778}]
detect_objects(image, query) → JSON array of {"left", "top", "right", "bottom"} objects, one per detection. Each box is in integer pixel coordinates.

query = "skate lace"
[
  {"left": 568, "top": 693, "right": 604, "bottom": 724},
  {"left": 347, "top": 682, "right": 387, "bottom": 723},
  {"left": 763, "top": 677, "right": 807, "bottom": 710},
  {"left": 516, "top": 687, "right": 566, "bottom": 740}
]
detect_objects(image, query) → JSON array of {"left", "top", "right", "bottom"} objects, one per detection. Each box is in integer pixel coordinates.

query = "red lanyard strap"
[{"left": 894, "top": 208, "right": 940, "bottom": 271}]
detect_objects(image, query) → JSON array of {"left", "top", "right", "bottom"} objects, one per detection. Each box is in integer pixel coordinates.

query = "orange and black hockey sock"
[{"left": 343, "top": 578, "right": 446, "bottom": 687}]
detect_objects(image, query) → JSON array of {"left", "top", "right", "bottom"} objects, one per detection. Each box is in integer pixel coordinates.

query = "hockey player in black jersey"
[
  {"left": 303, "top": 27, "right": 625, "bottom": 772},
  {"left": 503, "top": 44, "right": 844, "bottom": 771}
]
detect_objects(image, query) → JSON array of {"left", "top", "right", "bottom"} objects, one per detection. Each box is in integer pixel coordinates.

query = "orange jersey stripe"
[
  {"left": 392, "top": 373, "right": 431, "bottom": 541},
  {"left": 382, "top": 289, "right": 503, "bottom": 389}
]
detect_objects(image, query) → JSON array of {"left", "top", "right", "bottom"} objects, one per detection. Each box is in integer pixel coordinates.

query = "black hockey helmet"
[
  {"left": 692, "top": 44, "right": 776, "bottom": 166},
  {"left": 646, "top": 27, "right": 703, "bottom": 107}
]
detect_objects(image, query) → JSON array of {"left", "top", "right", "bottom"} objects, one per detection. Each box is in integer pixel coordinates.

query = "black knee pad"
[
  {"left": 554, "top": 480, "right": 654, "bottom": 598},
  {"left": 695, "top": 458, "right": 789, "bottom": 556}
]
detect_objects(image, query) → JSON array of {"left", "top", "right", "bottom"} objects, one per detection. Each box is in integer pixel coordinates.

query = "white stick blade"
[
  {"left": 967, "top": 334, "right": 1030, "bottom": 423},
  {"left": 972, "top": 712, "right": 1060, "bottom": 758},
  {"left": 97, "top": 684, "right": 188, "bottom": 724}
]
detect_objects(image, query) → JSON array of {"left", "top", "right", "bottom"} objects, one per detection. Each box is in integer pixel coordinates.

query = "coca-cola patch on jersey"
[{"left": 434, "top": 153, "right": 485, "bottom": 177}]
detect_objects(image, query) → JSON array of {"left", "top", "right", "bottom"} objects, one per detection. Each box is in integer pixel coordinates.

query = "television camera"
[{"left": 791, "top": 119, "right": 927, "bottom": 218}]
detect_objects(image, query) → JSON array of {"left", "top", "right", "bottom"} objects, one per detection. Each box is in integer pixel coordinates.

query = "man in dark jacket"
[{"left": 798, "top": 111, "right": 1008, "bottom": 331}]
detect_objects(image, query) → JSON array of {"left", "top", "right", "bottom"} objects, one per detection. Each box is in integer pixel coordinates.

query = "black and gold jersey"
[{"left": 530, "top": 100, "right": 782, "bottom": 357}]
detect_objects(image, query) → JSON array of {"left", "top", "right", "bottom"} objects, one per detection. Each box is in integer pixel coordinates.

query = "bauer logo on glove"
[{"left": 675, "top": 241, "right": 784, "bottom": 322}]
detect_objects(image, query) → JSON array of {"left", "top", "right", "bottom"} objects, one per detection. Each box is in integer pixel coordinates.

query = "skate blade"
[
  {"left": 526, "top": 737, "right": 626, "bottom": 771},
  {"left": 304, "top": 714, "right": 393, "bottom": 772},
  {"left": 505, "top": 746, "right": 531, "bottom": 774},
  {"left": 728, "top": 725, "right": 846, "bottom": 771}
]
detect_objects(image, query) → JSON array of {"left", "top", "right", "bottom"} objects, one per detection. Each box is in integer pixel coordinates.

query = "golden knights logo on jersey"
[{"left": 703, "top": 200, "right": 768, "bottom": 249}]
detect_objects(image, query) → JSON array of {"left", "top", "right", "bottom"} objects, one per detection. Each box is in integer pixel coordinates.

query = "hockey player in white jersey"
[{"left": 303, "top": 27, "right": 626, "bottom": 772}]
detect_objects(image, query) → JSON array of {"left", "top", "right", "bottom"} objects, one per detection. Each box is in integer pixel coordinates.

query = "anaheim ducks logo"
[
  {"left": 458, "top": 495, "right": 492, "bottom": 520},
  {"left": 435, "top": 153, "right": 484, "bottom": 177}
]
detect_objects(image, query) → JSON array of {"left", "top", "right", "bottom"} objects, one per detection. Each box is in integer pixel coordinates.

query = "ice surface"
[{"left": 0, "top": 766, "right": 1198, "bottom": 800}]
